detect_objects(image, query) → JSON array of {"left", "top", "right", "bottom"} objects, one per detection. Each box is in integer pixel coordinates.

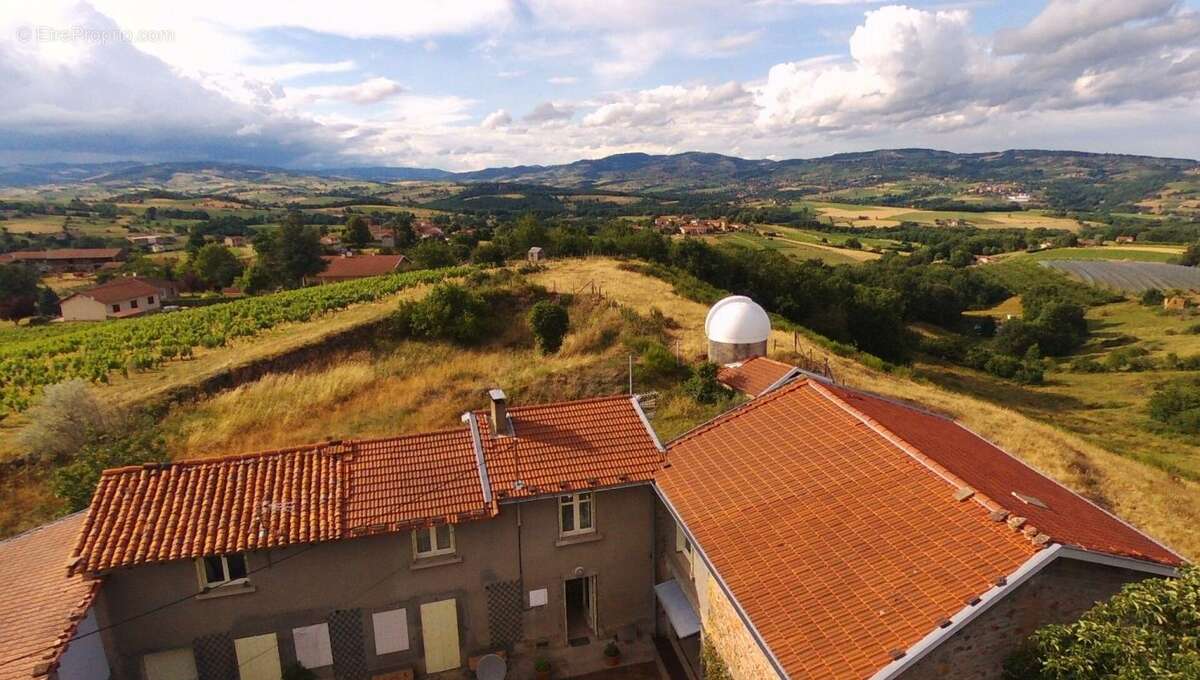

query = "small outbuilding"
[
  {"left": 527, "top": 246, "right": 545, "bottom": 263},
  {"left": 705, "top": 295, "right": 771, "bottom": 364}
]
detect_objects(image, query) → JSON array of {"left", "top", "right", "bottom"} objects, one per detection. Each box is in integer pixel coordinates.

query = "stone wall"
[
  {"left": 701, "top": 577, "right": 779, "bottom": 680},
  {"left": 900, "top": 557, "right": 1157, "bottom": 680}
]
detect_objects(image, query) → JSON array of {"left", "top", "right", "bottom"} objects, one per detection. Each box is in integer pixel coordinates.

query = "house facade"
[
  {"left": 1, "top": 366, "right": 1184, "bottom": 680},
  {"left": 60, "top": 278, "right": 171, "bottom": 321}
]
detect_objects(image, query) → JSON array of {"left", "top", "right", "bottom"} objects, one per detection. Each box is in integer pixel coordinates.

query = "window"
[
  {"left": 412, "top": 525, "right": 454, "bottom": 558},
  {"left": 147, "top": 295, "right": 155, "bottom": 305},
  {"left": 130, "top": 298, "right": 139, "bottom": 309},
  {"left": 111, "top": 303, "right": 120, "bottom": 313},
  {"left": 559, "top": 492, "right": 594, "bottom": 536},
  {"left": 198, "top": 553, "right": 248, "bottom": 589}
]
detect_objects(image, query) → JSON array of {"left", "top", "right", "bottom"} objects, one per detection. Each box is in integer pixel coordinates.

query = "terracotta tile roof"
[
  {"left": 344, "top": 428, "right": 492, "bottom": 534},
  {"left": 0, "top": 248, "right": 123, "bottom": 262},
  {"left": 476, "top": 395, "right": 664, "bottom": 501},
  {"left": 820, "top": 382, "right": 1182, "bottom": 566},
  {"left": 315, "top": 254, "right": 405, "bottom": 280},
  {"left": 716, "top": 356, "right": 795, "bottom": 397},
  {"left": 65, "top": 278, "right": 161, "bottom": 305},
  {"left": 660, "top": 380, "right": 1038, "bottom": 679},
  {"left": 0, "top": 514, "right": 100, "bottom": 680},
  {"left": 659, "top": 377, "right": 1180, "bottom": 679},
  {"left": 72, "top": 395, "right": 661, "bottom": 573}
]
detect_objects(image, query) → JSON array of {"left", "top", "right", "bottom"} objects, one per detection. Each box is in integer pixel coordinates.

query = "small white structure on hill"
[{"left": 705, "top": 295, "right": 770, "bottom": 364}]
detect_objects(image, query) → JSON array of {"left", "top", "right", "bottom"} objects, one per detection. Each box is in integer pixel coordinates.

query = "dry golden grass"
[{"left": 534, "top": 257, "right": 1200, "bottom": 559}]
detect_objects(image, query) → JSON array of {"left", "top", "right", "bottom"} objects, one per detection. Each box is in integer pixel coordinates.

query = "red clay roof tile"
[
  {"left": 315, "top": 255, "right": 405, "bottom": 280},
  {"left": 0, "top": 514, "right": 100, "bottom": 680},
  {"left": 716, "top": 356, "right": 795, "bottom": 397},
  {"left": 659, "top": 379, "right": 1039, "bottom": 679}
]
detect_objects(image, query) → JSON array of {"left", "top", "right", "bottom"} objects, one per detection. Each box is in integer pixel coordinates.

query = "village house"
[
  {"left": 312, "top": 254, "right": 407, "bottom": 283},
  {"left": 369, "top": 225, "right": 396, "bottom": 249},
  {"left": 0, "top": 300, "right": 1184, "bottom": 680},
  {"left": 59, "top": 277, "right": 177, "bottom": 321},
  {"left": 0, "top": 248, "right": 125, "bottom": 273},
  {"left": 223, "top": 236, "right": 248, "bottom": 248},
  {"left": 127, "top": 234, "right": 180, "bottom": 253},
  {"left": 414, "top": 220, "right": 446, "bottom": 240},
  {"left": 1163, "top": 295, "right": 1192, "bottom": 311},
  {"left": 1115, "top": 235, "right": 1137, "bottom": 244}
]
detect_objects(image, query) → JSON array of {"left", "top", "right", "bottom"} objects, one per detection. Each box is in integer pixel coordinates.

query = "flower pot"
[{"left": 605, "top": 654, "right": 620, "bottom": 667}]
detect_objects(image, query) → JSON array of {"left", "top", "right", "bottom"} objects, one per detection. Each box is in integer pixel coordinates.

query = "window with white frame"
[
  {"left": 412, "top": 524, "right": 455, "bottom": 559},
  {"left": 198, "top": 553, "right": 248, "bottom": 589},
  {"left": 559, "top": 492, "right": 594, "bottom": 536}
]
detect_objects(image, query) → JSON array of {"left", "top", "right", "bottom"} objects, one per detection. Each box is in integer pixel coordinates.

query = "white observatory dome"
[{"left": 705, "top": 296, "right": 770, "bottom": 344}]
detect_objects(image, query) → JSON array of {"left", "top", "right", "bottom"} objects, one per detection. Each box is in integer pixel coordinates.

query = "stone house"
[{"left": 1, "top": 368, "right": 1183, "bottom": 680}]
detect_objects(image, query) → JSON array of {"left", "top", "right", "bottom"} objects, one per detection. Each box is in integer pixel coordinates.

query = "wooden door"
[
  {"left": 234, "top": 633, "right": 282, "bottom": 680},
  {"left": 420, "top": 599, "right": 461, "bottom": 673}
]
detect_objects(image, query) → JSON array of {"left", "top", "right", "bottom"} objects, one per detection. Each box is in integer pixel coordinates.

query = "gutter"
[
  {"left": 653, "top": 485, "right": 791, "bottom": 680},
  {"left": 461, "top": 412, "right": 493, "bottom": 504}
]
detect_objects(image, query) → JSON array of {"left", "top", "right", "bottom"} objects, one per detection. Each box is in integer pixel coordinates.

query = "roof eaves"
[{"left": 867, "top": 545, "right": 1063, "bottom": 680}]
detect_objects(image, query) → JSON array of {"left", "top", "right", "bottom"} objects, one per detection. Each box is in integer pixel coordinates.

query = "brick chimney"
[{"left": 488, "top": 388, "right": 513, "bottom": 437}]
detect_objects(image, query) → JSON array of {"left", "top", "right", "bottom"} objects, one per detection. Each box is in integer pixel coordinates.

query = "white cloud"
[
  {"left": 755, "top": 2, "right": 1200, "bottom": 136},
  {"left": 284, "top": 77, "right": 406, "bottom": 106},
  {"left": 481, "top": 109, "right": 513, "bottom": 128},
  {"left": 548, "top": 75, "right": 579, "bottom": 85},
  {"left": 523, "top": 101, "right": 575, "bottom": 124}
]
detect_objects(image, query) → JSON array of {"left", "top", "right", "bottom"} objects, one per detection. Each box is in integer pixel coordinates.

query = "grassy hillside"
[{"left": 529, "top": 258, "right": 1200, "bottom": 559}]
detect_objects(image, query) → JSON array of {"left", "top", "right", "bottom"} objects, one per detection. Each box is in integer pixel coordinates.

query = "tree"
[
  {"left": 52, "top": 421, "right": 167, "bottom": 512},
  {"left": 409, "top": 239, "right": 459, "bottom": 269},
  {"left": 0, "top": 263, "right": 38, "bottom": 323},
  {"left": 1179, "top": 243, "right": 1200, "bottom": 267},
  {"left": 528, "top": 301, "right": 569, "bottom": 354},
  {"left": 1004, "top": 566, "right": 1200, "bottom": 679},
  {"left": 1147, "top": 377, "right": 1200, "bottom": 434},
  {"left": 389, "top": 212, "right": 416, "bottom": 248},
  {"left": 191, "top": 244, "right": 244, "bottom": 289},
  {"left": 471, "top": 243, "right": 506, "bottom": 266},
  {"left": 345, "top": 215, "right": 372, "bottom": 249},
  {"left": 254, "top": 219, "right": 326, "bottom": 287},
  {"left": 683, "top": 363, "right": 732, "bottom": 404},
  {"left": 237, "top": 262, "right": 275, "bottom": 295},
  {"left": 36, "top": 286, "right": 60, "bottom": 317}
]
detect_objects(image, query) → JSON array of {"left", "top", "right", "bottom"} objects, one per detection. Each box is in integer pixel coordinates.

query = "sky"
[{"left": 0, "top": 0, "right": 1198, "bottom": 170}]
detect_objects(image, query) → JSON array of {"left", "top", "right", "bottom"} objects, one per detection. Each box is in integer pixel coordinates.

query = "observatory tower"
[{"left": 705, "top": 295, "right": 770, "bottom": 364}]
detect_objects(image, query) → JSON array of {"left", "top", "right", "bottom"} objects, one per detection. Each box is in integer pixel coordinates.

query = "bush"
[
  {"left": 393, "top": 283, "right": 490, "bottom": 344},
  {"left": 17, "top": 380, "right": 110, "bottom": 463},
  {"left": 637, "top": 342, "right": 684, "bottom": 383},
  {"left": 683, "top": 362, "right": 732, "bottom": 404},
  {"left": 1004, "top": 566, "right": 1200, "bottom": 679},
  {"left": 1147, "top": 378, "right": 1200, "bottom": 434},
  {"left": 471, "top": 243, "right": 506, "bottom": 267},
  {"left": 1141, "top": 288, "right": 1166, "bottom": 306},
  {"left": 528, "top": 301, "right": 569, "bottom": 354}
]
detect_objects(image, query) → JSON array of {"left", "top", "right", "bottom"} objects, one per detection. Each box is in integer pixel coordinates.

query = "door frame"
[{"left": 563, "top": 574, "right": 598, "bottom": 639}]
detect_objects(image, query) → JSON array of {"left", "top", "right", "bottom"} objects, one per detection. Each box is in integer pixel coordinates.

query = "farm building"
[
  {"left": 414, "top": 220, "right": 446, "bottom": 240},
  {"left": 60, "top": 277, "right": 174, "bottom": 320},
  {"left": 527, "top": 246, "right": 545, "bottom": 262},
  {"left": 313, "top": 254, "right": 407, "bottom": 283},
  {"left": 1115, "top": 235, "right": 1136, "bottom": 244},
  {"left": 0, "top": 248, "right": 125, "bottom": 273},
  {"left": 223, "top": 235, "right": 247, "bottom": 247}
]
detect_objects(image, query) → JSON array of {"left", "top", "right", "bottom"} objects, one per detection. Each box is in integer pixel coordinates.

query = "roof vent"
[
  {"left": 1012, "top": 491, "right": 1048, "bottom": 509},
  {"left": 488, "top": 388, "right": 513, "bottom": 437}
]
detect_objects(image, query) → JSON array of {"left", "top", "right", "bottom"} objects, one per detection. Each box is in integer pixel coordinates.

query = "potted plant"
[
  {"left": 603, "top": 641, "right": 621, "bottom": 667},
  {"left": 534, "top": 657, "right": 552, "bottom": 680}
]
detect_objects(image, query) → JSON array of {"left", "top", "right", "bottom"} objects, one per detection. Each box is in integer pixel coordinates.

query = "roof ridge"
[
  {"left": 503, "top": 393, "right": 636, "bottom": 412},
  {"left": 666, "top": 377, "right": 813, "bottom": 448},
  {"left": 809, "top": 381, "right": 1053, "bottom": 550},
  {"left": 99, "top": 426, "right": 474, "bottom": 475},
  {"left": 0, "top": 510, "right": 87, "bottom": 546}
]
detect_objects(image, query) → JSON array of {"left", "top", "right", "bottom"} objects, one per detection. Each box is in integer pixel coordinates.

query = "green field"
[{"left": 703, "top": 231, "right": 877, "bottom": 265}]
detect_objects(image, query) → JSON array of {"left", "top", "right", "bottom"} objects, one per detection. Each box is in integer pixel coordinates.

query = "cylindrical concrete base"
[{"left": 708, "top": 340, "right": 767, "bottom": 365}]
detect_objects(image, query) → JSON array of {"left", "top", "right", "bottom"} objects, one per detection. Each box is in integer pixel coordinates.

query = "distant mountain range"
[{"left": 2, "top": 149, "right": 1196, "bottom": 194}]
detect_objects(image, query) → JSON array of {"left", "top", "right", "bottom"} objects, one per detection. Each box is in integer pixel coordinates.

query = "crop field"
[
  {"left": 704, "top": 231, "right": 878, "bottom": 265},
  {"left": 797, "top": 200, "right": 1085, "bottom": 231},
  {"left": 0, "top": 267, "right": 470, "bottom": 416},
  {"left": 1039, "top": 260, "right": 1200, "bottom": 292},
  {"left": 1025, "top": 246, "right": 1183, "bottom": 263}
]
